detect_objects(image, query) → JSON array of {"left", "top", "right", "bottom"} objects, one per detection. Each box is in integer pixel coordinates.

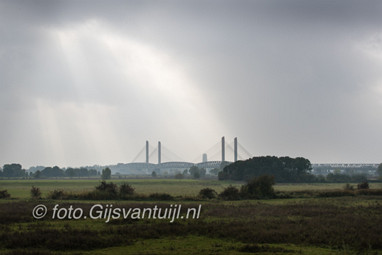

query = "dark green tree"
[
  {"left": 66, "top": 168, "right": 75, "bottom": 178},
  {"left": 209, "top": 168, "right": 220, "bottom": 176},
  {"left": 188, "top": 166, "right": 206, "bottom": 179},
  {"left": 101, "top": 168, "right": 111, "bottom": 180},
  {"left": 40, "top": 166, "right": 64, "bottom": 178},
  {"left": 2, "top": 164, "right": 25, "bottom": 178},
  {"left": 88, "top": 169, "right": 98, "bottom": 176},
  {"left": 219, "top": 156, "right": 313, "bottom": 182},
  {"left": 378, "top": 163, "right": 382, "bottom": 179},
  {"left": 33, "top": 170, "right": 41, "bottom": 179}
]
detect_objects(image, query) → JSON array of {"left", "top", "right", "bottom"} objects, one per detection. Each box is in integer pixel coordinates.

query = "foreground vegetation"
[
  {"left": 1, "top": 179, "right": 382, "bottom": 254},
  {"left": 0, "top": 197, "right": 382, "bottom": 254}
]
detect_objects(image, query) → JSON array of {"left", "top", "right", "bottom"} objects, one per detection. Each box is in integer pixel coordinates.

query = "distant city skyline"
[{"left": 1, "top": 0, "right": 382, "bottom": 168}]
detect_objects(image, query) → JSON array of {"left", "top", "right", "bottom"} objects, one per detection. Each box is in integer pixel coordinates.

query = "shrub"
[
  {"left": 219, "top": 186, "right": 240, "bottom": 200},
  {"left": 4, "top": 250, "right": 58, "bottom": 255},
  {"left": 198, "top": 188, "right": 217, "bottom": 199},
  {"left": 356, "top": 189, "right": 382, "bottom": 196},
  {"left": 174, "top": 173, "right": 184, "bottom": 179},
  {"left": 30, "top": 186, "right": 41, "bottom": 199},
  {"left": 0, "top": 190, "right": 10, "bottom": 199},
  {"left": 96, "top": 181, "right": 118, "bottom": 195},
  {"left": 357, "top": 181, "right": 369, "bottom": 190},
  {"left": 317, "top": 190, "right": 355, "bottom": 197},
  {"left": 78, "top": 190, "right": 116, "bottom": 200},
  {"left": 48, "top": 190, "right": 65, "bottom": 199},
  {"left": 148, "top": 193, "right": 174, "bottom": 201},
  {"left": 119, "top": 183, "right": 135, "bottom": 197},
  {"left": 241, "top": 175, "right": 275, "bottom": 199},
  {"left": 344, "top": 183, "right": 354, "bottom": 191},
  {"left": 238, "top": 244, "right": 291, "bottom": 253}
]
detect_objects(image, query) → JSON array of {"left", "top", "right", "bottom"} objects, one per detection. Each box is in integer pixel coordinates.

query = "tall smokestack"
[
  {"left": 158, "top": 141, "right": 161, "bottom": 164},
  {"left": 146, "top": 140, "right": 149, "bottom": 164},
  {"left": 221, "top": 136, "right": 225, "bottom": 162},
  {"left": 234, "top": 137, "right": 238, "bottom": 162},
  {"left": 202, "top": 153, "right": 207, "bottom": 163}
]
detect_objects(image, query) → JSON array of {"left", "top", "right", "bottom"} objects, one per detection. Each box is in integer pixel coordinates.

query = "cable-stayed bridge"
[{"left": 118, "top": 137, "right": 252, "bottom": 174}]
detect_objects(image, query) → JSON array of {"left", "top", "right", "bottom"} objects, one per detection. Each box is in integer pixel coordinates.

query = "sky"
[{"left": 1, "top": 0, "right": 382, "bottom": 168}]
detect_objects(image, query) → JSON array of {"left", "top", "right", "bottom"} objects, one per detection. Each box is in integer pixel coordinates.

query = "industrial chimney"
[
  {"left": 221, "top": 136, "right": 225, "bottom": 162},
  {"left": 202, "top": 153, "right": 207, "bottom": 163},
  {"left": 158, "top": 141, "right": 161, "bottom": 164},
  {"left": 234, "top": 137, "right": 238, "bottom": 162},
  {"left": 146, "top": 140, "right": 149, "bottom": 164}
]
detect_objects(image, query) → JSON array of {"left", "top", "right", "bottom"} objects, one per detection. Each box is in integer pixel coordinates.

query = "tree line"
[{"left": 0, "top": 164, "right": 99, "bottom": 178}]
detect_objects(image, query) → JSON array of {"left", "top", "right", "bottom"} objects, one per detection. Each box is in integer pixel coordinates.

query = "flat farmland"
[
  {"left": 2, "top": 179, "right": 382, "bottom": 199},
  {"left": 0, "top": 179, "right": 243, "bottom": 199}
]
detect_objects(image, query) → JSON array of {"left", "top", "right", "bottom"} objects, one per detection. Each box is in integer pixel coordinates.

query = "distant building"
[{"left": 202, "top": 153, "right": 207, "bottom": 163}]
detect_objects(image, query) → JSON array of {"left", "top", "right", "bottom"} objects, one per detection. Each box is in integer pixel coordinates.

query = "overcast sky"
[{"left": 1, "top": 0, "right": 382, "bottom": 168}]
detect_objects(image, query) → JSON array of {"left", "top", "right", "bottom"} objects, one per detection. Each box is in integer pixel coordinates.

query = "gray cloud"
[{"left": 1, "top": 0, "right": 382, "bottom": 167}]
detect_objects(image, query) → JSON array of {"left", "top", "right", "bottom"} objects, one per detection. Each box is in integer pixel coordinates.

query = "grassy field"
[
  {"left": 1, "top": 179, "right": 382, "bottom": 254},
  {"left": 0, "top": 179, "right": 243, "bottom": 199},
  {"left": 275, "top": 182, "right": 382, "bottom": 191},
  {"left": 2, "top": 178, "right": 382, "bottom": 199}
]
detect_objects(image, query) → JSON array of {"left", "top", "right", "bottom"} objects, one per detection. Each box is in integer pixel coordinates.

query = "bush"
[
  {"left": 48, "top": 190, "right": 65, "bottom": 199},
  {"left": 174, "top": 173, "right": 184, "bottom": 179},
  {"left": 357, "top": 181, "right": 369, "bottom": 190},
  {"left": 219, "top": 186, "right": 240, "bottom": 200},
  {"left": 30, "top": 186, "right": 41, "bottom": 199},
  {"left": 0, "top": 190, "right": 10, "bottom": 199},
  {"left": 96, "top": 181, "right": 118, "bottom": 196},
  {"left": 356, "top": 189, "right": 382, "bottom": 196},
  {"left": 78, "top": 190, "right": 117, "bottom": 200},
  {"left": 241, "top": 175, "right": 275, "bottom": 199},
  {"left": 4, "top": 250, "right": 58, "bottom": 255},
  {"left": 148, "top": 193, "right": 174, "bottom": 201},
  {"left": 198, "top": 188, "right": 217, "bottom": 199},
  {"left": 318, "top": 190, "right": 355, "bottom": 197},
  {"left": 344, "top": 183, "right": 354, "bottom": 191},
  {"left": 119, "top": 183, "right": 135, "bottom": 197}
]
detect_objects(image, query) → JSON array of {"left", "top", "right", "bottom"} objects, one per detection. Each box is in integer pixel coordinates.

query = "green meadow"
[
  {"left": 2, "top": 178, "right": 382, "bottom": 199},
  {"left": 0, "top": 179, "right": 243, "bottom": 199}
]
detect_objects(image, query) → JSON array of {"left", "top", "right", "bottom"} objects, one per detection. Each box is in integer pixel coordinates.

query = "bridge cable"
[
  {"left": 238, "top": 142, "right": 252, "bottom": 159},
  {"left": 131, "top": 146, "right": 146, "bottom": 163},
  {"left": 162, "top": 145, "right": 184, "bottom": 162},
  {"left": 149, "top": 148, "right": 158, "bottom": 161}
]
